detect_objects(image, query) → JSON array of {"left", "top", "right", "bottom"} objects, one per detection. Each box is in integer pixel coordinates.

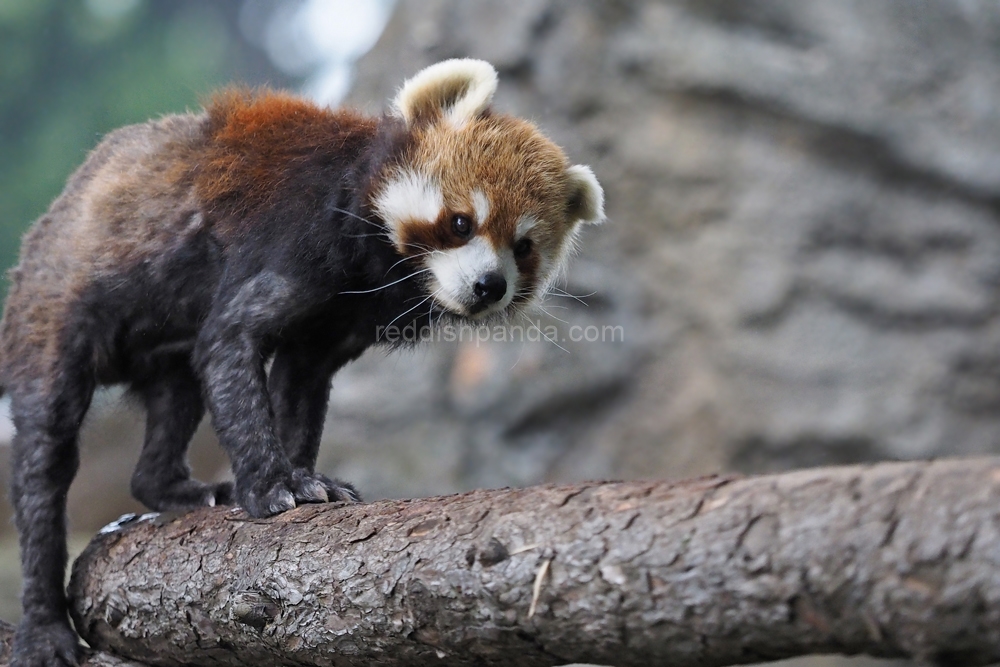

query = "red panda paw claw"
[
  {"left": 237, "top": 479, "right": 296, "bottom": 518},
  {"left": 310, "top": 472, "right": 362, "bottom": 504},
  {"left": 210, "top": 481, "right": 235, "bottom": 506},
  {"left": 289, "top": 469, "right": 362, "bottom": 505}
]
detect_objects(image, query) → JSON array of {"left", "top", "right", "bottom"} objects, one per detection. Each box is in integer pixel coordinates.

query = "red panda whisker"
[
  {"left": 519, "top": 311, "right": 570, "bottom": 354},
  {"left": 510, "top": 334, "right": 528, "bottom": 371},
  {"left": 403, "top": 244, "right": 435, "bottom": 255},
  {"left": 536, "top": 296, "right": 570, "bottom": 310},
  {"left": 546, "top": 287, "right": 595, "bottom": 306},
  {"left": 435, "top": 301, "right": 448, "bottom": 329},
  {"left": 327, "top": 205, "right": 387, "bottom": 232},
  {"left": 383, "top": 288, "right": 443, "bottom": 334},
  {"left": 339, "top": 268, "right": 432, "bottom": 295},
  {"left": 534, "top": 293, "right": 571, "bottom": 311},
  {"left": 341, "top": 232, "right": 387, "bottom": 239},
  {"left": 384, "top": 248, "right": 439, "bottom": 276},
  {"left": 535, "top": 304, "right": 570, "bottom": 325}
]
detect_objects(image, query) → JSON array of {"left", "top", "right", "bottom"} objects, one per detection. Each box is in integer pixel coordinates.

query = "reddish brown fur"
[
  {"left": 513, "top": 249, "right": 541, "bottom": 301},
  {"left": 196, "top": 89, "right": 378, "bottom": 229}
]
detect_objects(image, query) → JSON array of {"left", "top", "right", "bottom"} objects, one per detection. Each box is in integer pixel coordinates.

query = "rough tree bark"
[
  {"left": 67, "top": 458, "right": 1000, "bottom": 667},
  {"left": 0, "top": 620, "right": 147, "bottom": 667}
]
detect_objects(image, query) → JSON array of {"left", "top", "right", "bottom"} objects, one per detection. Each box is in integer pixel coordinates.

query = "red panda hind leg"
[
  {"left": 129, "top": 358, "right": 235, "bottom": 511},
  {"left": 9, "top": 335, "right": 96, "bottom": 667}
]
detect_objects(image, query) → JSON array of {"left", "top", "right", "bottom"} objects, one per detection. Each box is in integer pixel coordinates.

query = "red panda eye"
[
  {"left": 514, "top": 238, "right": 533, "bottom": 259},
  {"left": 452, "top": 215, "right": 472, "bottom": 238}
]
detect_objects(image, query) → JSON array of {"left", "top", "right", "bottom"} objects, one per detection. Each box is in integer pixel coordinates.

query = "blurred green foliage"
[{"left": 0, "top": 0, "right": 292, "bottom": 303}]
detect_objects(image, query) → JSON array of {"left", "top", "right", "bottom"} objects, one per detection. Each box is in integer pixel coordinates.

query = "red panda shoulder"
[{"left": 195, "top": 88, "right": 380, "bottom": 227}]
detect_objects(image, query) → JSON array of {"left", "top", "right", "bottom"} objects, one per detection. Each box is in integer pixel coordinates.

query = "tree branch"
[
  {"left": 68, "top": 458, "right": 1000, "bottom": 666},
  {"left": 0, "top": 620, "right": 148, "bottom": 667}
]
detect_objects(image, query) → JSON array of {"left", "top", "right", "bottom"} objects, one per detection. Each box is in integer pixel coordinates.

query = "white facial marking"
[
  {"left": 428, "top": 236, "right": 517, "bottom": 317},
  {"left": 472, "top": 188, "right": 490, "bottom": 225},
  {"left": 373, "top": 170, "right": 443, "bottom": 248},
  {"left": 515, "top": 214, "right": 539, "bottom": 240}
]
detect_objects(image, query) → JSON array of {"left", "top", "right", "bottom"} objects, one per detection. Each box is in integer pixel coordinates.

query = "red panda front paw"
[
  {"left": 12, "top": 618, "right": 81, "bottom": 667},
  {"left": 236, "top": 469, "right": 357, "bottom": 518},
  {"left": 237, "top": 477, "right": 296, "bottom": 518}
]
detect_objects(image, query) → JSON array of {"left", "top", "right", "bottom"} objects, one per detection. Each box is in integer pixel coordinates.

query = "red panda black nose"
[{"left": 473, "top": 272, "right": 507, "bottom": 305}]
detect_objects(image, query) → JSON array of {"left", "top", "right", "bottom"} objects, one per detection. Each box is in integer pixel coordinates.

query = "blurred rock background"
[{"left": 3, "top": 1, "right": 1000, "bottom": 665}]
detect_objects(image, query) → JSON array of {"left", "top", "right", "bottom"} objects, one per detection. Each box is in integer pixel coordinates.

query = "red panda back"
[
  {"left": 0, "top": 112, "right": 208, "bottom": 383},
  {"left": 196, "top": 89, "right": 380, "bottom": 232}
]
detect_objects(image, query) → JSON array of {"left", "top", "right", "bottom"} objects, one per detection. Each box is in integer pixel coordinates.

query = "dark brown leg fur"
[
  {"left": 10, "top": 338, "right": 94, "bottom": 666},
  {"left": 192, "top": 271, "right": 350, "bottom": 517},
  {"left": 130, "top": 359, "right": 233, "bottom": 511},
  {"left": 268, "top": 342, "right": 361, "bottom": 503}
]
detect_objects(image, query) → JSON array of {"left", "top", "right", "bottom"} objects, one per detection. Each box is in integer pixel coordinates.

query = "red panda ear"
[
  {"left": 566, "top": 165, "right": 605, "bottom": 225},
  {"left": 392, "top": 59, "right": 498, "bottom": 128}
]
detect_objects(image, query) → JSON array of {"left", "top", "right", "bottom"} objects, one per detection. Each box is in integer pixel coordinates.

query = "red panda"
[{"left": 0, "top": 59, "right": 604, "bottom": 664}]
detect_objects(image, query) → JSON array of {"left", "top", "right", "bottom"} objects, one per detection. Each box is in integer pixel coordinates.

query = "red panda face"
[{"left": 372, "top": 59, "right": 605, "bottom": 320}]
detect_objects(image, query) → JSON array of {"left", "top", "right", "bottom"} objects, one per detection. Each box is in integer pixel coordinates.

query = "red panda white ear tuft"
[
  {"left": 566, "top": 165, "right": 605, "bottom": 225},
  {"left": 392, "top": 59, "right": 498, "bottom": 129}
]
